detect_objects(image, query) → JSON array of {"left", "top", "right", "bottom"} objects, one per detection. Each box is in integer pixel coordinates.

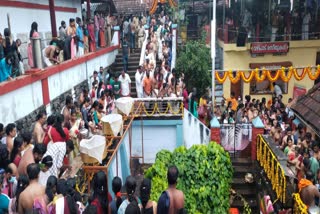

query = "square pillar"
[
  {"left": 251, "top": 117, "right": 265, "bottom": 160},
  {"left": 210, "top": 117, "right": 221, "bottom": 144}
]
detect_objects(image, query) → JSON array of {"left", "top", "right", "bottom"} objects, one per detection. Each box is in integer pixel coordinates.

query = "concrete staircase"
[
  {"left": 112, "top": 49, "right": 141, "bottom": 98},
  {"left": 231, "top": 157, "right": 259, "bottom": 213}
]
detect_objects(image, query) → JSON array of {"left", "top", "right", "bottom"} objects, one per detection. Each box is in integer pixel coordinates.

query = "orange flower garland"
[
  {"left": 266, "top": 70, "right": 280, "bottom": 82},
  {"left": 240, "top": 71, "right": 255, "bottom": 83},
  {"left": 280, "top": 67, "right": 293, "bottom": 82},
  {"left": 215, "top": 72, "right": 228, "bottom": 83},
  {"left": 292, "top": 68, "right": 307, "bottom": 81},
  {"left": 150, "top": 0, "right": 158, "bottom": 14},
  {"left": 228, "top": 70, "right": 241, "bottom": 84},
  {"left": 255, "top": 69, "right": 267, "bottom": 82},
  {"left": 214, "top": 66, "right": 320, "bottom": 84},
  {"left": 306, "top": 66, "right": 320, "bottom": 80}
]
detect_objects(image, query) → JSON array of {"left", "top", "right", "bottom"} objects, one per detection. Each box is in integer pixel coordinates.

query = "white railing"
[
  {"left": 139, "top": 25, "right": 150, "bottom": 66},
  {"left": 171, "top": 24, "right": 177, "bottom": 71},
  {"left": 183, "top": 108, "right": 211, "bottom": 148}
]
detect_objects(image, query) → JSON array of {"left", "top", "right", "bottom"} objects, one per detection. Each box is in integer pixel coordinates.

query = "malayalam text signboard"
[{"left": 250, "top": 42, "right": 289, "bottom": 54}]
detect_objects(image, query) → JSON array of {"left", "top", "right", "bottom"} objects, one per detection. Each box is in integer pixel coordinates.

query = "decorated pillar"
[
  {"left": 49, "top": 0, "right": 57, "bottom": 38},
  {"left": 251, "top": 117, "right": 265, "bottom": 160},
  {"left": 210, "top": 117, "right": 221, "bottom": 144}
]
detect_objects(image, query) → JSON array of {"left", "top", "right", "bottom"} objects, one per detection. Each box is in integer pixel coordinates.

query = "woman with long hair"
[
  {"left": 27, "top": 22, "right": 39, "bottom": 68},
  {"left": 3, "top": 28, "right": 20, "bottom": 77},
  {"left": 8, "top": 175, "right": 29, "bottom": 214},
  {"left": 47, "top": 178, "right": 79, "bottom": 214},
  {"left": 48, "top": 114, "right": 70, "bottom": 143},
  {"left": 140, "top": 178, "right": 157, "bottom": 214},
  {"left": 0, "top": 53, "right": 14, "bottom": 83},
  {"left": 90, "top": 171, "right": 110, "bottom": 214},
  {"left": 110, "top": 176, "right": 123, "bottom": 213},
  {"left": 118, "top": 176, "right": 141, "bottom": 214},
  {"left": 11, "top": 136, "right": 25, "bottom": 167}
]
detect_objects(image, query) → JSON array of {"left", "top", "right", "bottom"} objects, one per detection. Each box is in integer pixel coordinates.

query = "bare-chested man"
[
  {"left": 61, "top": 95, "right": 73, "bottom": 128},
  {"left": 18, "top": 163, "right": 45, "bottom": 214},
  {"left": 300, "top": 171, "right": 320, "bottom": 214},
  {"left": 18, "top": 143, "right": 46, "bottom": 176},
  {"left": 33, "top": 111, "right": 47, "bottom": 144},
  {"left": 43, "top": 44, "right": 61, "bottom": 67},
  {"left": 5, "top": 123, "right": 16, "bottom": 157},
  {"left": 158, "top": 165, "right": 185, "bottom": 214}
]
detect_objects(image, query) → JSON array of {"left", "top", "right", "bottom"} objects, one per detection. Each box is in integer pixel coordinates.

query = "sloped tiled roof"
[{"left": 291, "top": 83, "right": 320, "bottom": 135}]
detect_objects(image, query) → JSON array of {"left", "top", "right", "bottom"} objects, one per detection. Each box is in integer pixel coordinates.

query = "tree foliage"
[
  {"left": 145, "top": 142, "right": 233, "bottom": 213},
  {"left": 176, "top": 38, "right": 212, "bottom": 97}
]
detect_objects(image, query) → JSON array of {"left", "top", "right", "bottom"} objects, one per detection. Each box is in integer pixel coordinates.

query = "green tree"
[{"left": 176, "top": 37, "right": 211, "bottom": 97}]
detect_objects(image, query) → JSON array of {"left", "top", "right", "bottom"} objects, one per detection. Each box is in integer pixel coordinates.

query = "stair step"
[
  {"left": 231, "top": 158, "right": 253, "bottom": 166},
  {"left": 233, "top": 166, "right": 254, "bottom": 178},
  {"left": 231, "top": 198, "right": 258, "bottom": 209},
  {"left": 233, "top": 189, "right": 256, "bottom": 197}
]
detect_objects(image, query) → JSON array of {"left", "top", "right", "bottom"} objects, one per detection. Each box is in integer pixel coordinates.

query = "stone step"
[
  {"left": 231, "top": 157, "right": 253, "bottom": 166},
  {"left": 232, "top": 166, "right": 255, "bottom": 178},
  {"left": 231, "top": 198, "right": 258, "bottom": 213}
]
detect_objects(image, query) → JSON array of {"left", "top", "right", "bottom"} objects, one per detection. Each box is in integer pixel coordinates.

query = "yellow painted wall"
[{"left": 219, "top": 40, "right": 320, "bottom": 102}]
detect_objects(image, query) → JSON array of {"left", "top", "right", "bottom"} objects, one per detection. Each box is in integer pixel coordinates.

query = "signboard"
[
  {"left": 250, "top": 42, "right": 289, "bottom": 54},
  {"left": 249, "top": 61, "right": 292, "bottom": 69},
  {"left": 293, "top": 85, "right": 307, "bottom": 99}
]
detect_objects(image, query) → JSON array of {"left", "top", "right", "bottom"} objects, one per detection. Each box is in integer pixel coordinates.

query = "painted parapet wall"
[
  {"left": 183, "top": 108, "right": 211, "bottom": 148},
  {"left": 108, "top": 132, "right": 131, "bottom": 197},
  {"left": 0, "top": 30, "right": 120, "bottom": 126},
  {"left": 131, "top": 120, "right": 183, "bottom": 164}
]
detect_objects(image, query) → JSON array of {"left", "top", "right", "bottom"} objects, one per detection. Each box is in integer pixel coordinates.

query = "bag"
[
  {"left": 157, "top": 191, "right": 170, "bottom": 213},
  {"left": 197, "top": 105, "right": 206, "bottom": 117}
]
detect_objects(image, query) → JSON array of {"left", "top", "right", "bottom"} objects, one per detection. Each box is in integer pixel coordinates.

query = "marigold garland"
[
  {"left": 215, "top": 72, "right": 228, "bottom": 83},
  {"left": 240, "top": 71, "right": 255, "bottom": 83},
  {"left": 281, "top": 67, "right": 293, "bottom": 82},
  {"left": 215, "top": 66, "right": 320, "bottom": 84},
  {"left": 307, "top": 66, "right": 320, "bottom": 80},
  {"left": 266, "top": 70, "right": 280, "bottom": 82},
  {"left": 228, "top": 70, "right": 241, "bottom": 84},
  {"left": 292, "top": 68, "right": 307, "bottom": 81},
  {"left": 255, "top": 69, "right": 267, "bottom": 82}
]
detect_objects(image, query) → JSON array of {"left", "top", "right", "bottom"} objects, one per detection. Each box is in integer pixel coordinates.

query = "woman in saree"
[
  {"left": 69, "top": 108, "right": 82, "bottom": 162},
  {"left": 87, "top": 18, "right": 96, "bottom": 52},
  {"left": 27, "top": 22, "right": 39, "bottom": 68},
  {"left": 66, "top": 18, "right": 77, "bottom": 59}
]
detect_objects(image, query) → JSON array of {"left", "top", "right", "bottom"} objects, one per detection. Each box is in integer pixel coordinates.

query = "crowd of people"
[{"left": 0, "top": 85, "right": 187, "bottom": 213}]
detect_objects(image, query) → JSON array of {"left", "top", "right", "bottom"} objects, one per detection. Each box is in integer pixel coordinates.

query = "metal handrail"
[
  {"left": 292, "top": 193, "right": 308, "bottom": 214},
  {"left": 256, "top": 134, "right": 287, "bottom": 204}
]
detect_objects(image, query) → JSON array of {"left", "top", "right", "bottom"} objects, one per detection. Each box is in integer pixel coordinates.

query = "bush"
[{"left": 145, "top": 142, "right": 233, "bottom": 213}]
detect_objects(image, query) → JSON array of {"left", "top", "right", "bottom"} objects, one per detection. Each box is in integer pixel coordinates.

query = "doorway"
[{"left": 230, "top": 80, "right": 243, "bottom": 100}]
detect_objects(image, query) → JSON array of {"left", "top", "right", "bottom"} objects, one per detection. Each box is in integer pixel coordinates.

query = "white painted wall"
[
  {"left": 183, "top": 108, "right": 211, "bottom": 148},
  {"left": 132, "top": 125, "right": 176, "bottom": 163},
  {"left": 48, "top": 48, "right": 118, "bottom": 100},
  {"left": 0, "top": 0, "right": 81, "bottom": 41},
  {"left": 0, "top": 81, "right": 43, "bottom": 125}
]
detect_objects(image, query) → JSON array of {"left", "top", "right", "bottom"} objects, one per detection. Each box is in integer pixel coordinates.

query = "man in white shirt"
[
  {"left": 273, "top": 82, "right": 283, "bottom": 97},
  {"left": 119, "top": 70, "right": 132, "bottom": 97},
  {"left": 135, "top": 66, "right": 144, "bottom": 98}
]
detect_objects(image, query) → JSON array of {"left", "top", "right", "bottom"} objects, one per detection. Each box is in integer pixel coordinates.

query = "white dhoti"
[{"left": 42, "top": 48, "right": 52, "bottom": 67}]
